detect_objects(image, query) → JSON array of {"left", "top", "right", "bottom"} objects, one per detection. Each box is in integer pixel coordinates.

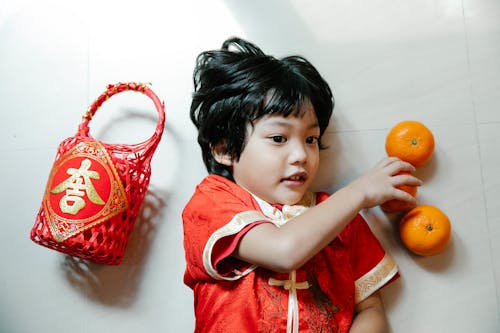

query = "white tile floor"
[{"left": 1, "top": 0, "right": 499, "bottom": 332}]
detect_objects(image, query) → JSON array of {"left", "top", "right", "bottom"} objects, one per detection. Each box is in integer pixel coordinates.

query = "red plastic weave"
[{"left": 31, "top": 82, "right": 165, "bottom": 265}]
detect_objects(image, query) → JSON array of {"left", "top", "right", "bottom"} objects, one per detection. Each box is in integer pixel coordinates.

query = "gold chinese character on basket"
[{"left": 50, "top": 158, "right": 105, "bottom": 215}]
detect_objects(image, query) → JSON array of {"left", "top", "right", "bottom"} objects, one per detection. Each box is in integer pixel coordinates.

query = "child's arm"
[
  {"left": 350, "top": 291, "right": 389, "bottom": 333},
  {"left": 234, "top": 157, "right": 421, "bottom": 272}
]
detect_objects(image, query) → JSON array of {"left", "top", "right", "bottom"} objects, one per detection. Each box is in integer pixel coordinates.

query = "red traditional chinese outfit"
[{"left": 183, "top": 174, "right": 398, "bottom": 333}]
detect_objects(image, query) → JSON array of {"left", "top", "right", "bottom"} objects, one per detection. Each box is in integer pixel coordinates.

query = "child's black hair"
[{"left": 190, "top": 37, "right": 334, "bottom": 180}]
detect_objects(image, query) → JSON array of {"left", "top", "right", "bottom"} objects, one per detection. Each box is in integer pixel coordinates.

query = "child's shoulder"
[
  {"left": 185, "top": 174, "right": 257, "bottom": 210},
  {"left": 195, "top": 174, "right": 243, "bottom": 195}
]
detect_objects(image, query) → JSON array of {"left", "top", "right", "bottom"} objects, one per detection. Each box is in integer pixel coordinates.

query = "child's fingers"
[
  {"left": 375, "top": 156, "right": 401, "bottom": 168},
  {"left": 392, "top": 173, "right": 423, "bottom": 187},
  {"left": 394, "top": 189, "right": 418, "bottom": 205},
  {"left": 379, "top": 157, "right": 416, "bottom": 175}
]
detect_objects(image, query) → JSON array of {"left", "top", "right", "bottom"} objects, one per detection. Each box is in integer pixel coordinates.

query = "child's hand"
[{"left": 348, "top": 157, "right": 422, "bottom": 209}]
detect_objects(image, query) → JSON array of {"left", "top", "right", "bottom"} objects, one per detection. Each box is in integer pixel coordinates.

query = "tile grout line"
[{"left": 461, "top": 0, "right": 500, "bottom": 320}]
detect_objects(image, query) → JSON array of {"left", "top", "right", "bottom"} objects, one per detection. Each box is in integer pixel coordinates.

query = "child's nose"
[{"left": 289, "top": 142, "right": 308, "bottom": 164}]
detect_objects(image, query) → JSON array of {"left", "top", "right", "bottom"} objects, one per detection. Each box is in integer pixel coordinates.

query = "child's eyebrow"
[{"left": 263, "top": 118, "right": 320, "bottom": 130}]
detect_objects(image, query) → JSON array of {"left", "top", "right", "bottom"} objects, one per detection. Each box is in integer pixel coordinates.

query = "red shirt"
[{"left": 183, "top": 175, "right": 398, "bottom": 333}]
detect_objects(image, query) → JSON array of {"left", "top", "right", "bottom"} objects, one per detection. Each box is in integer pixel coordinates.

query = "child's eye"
[
  {"left": 306, "top": 136, "right": 319, "bottom": 145},
  {"left": 270, "top": 135, "right": 287, "bottom": 143}
]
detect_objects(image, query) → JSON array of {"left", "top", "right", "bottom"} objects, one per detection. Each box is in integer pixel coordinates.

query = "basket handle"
[{"left": 77, "top": 82, "right": 166, "bottom": 148}]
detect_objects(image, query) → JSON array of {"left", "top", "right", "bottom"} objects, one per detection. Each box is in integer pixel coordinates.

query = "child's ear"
[{"left": 211, "top": 144, "right": 233, "bottom": 166}]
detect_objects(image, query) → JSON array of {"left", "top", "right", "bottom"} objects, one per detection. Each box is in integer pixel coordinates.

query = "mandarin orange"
[
  {"left": 385, "top": 120, "right": 434, "bottom": 167},
  {"left": 399, "top": 205, "right": 451, "bottom": 256}
]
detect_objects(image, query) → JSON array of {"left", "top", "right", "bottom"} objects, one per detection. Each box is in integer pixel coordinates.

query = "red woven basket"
[{"left": 30, "top": 82, "right": 165, "bottom": 265}]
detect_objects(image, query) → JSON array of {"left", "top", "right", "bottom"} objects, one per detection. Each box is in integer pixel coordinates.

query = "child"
[{"left": 182, "top": 37, "right": 421, "bottom": 333}]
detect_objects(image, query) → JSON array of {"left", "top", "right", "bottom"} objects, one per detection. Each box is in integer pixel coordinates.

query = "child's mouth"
[{"left": 282, "top": 173, "right": 307, "bottom": 184}]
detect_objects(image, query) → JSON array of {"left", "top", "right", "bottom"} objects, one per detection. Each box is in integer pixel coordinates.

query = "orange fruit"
[
  {"left": 381, "top": 172, "right": 417, "bottom": 213},
  {"left": 399, "top": 205, "right": 451, "bottom": 256},
  {"left": 385, "top": 120, "right": 435, "bottom": 167}
]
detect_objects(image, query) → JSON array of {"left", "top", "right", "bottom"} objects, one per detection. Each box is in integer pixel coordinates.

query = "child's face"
[{"left": 223, "top": 103, "right": 321, "bottom": 205}]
